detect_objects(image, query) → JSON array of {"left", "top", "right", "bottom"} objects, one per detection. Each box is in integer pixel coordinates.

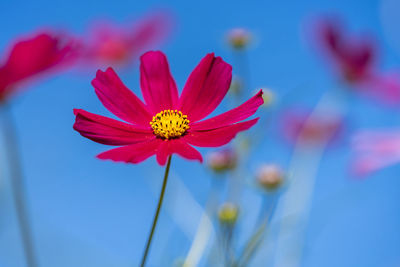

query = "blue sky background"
[{"left": 0, "top": 0, "right": 399, "bottom": 266}]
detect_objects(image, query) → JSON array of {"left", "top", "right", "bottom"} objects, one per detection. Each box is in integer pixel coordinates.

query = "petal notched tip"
[{"left": 140, "top": 50, "right": 166, "bottom": 60}]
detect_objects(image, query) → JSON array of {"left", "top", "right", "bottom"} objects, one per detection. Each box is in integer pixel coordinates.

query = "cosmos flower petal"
[
  {"left": 361, "top": 73, "right": 400, "bottom": 105},
  {"left": 184, "top": 118, "right": 259, "bottom": 147},
  {"left": 125, "top": 12, "right": 173, "bottom": 55},
  {"left": 0, "top": 31, "right": 76, "bottom": 99},
  {"left": 73, "top": 109, "right": 154, "bottom": 145},
  {"left": 178, "top": 53, "right": 232, "bottom": 122},
  {"left": 191, "top": 90, "right": 263, "bottom": 131},
  {"left": 140, "top": 51, "right": 179, "bottom": 112},
  {"left": 156, "top": 139, "right": 203, "bottom": 165},
  {"left": 97, "top": 138, "right": 161, "bottom": 163},
  {"left": 316, "top": 18, "right": 376, "bottom": 83},
  {"left": 78, "top": 11, "right": 173, "bottom": 67},
  {"left": 92, "top": 67, "right": 152, "bottom": 127},
  {"left": 352, "top": 154, "right": 400, "bottom": 177}
]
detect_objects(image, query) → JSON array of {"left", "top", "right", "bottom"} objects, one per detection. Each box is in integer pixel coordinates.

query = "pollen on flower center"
[{"left": 150, "top": 109, "right": 190, "bottom": 139}]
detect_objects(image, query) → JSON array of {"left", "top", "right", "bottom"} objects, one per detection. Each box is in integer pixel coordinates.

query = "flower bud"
[
  {"left": 207, "top": 149, "right": 237, "bottom": 173},
  {"left": 227, "top": 28, "right": 251, "bottom": 49},
  {"left": 256, "top": 164, "right": 284, "bottom": 190},
  {"left": 260, "top": 88, "right": 275, "bottom": 107},
  {"left": 218, "top": 202, "right": 239, "bottom": 225}
]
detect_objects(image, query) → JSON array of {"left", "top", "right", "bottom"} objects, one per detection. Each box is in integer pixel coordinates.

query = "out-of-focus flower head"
[
  {"left": 352, "top": 130, "right": 400, "bottom": 177},
  {"left": 218, "top": 202, "right": 239, "bottom": 225},
  {"left": 78, "top": 11, "right": 174, "bottom": 68},
  {"left": 207, "top": 149, "right": 237, "bottom": 173},
  {"left": 227, "top": 28, "right": 252, "bottom": 50},
  {"left": 313, "top": 17, "right": 400, "bottom": 106},
  {"left": 256, "top": 163, "right": 284, "bottom": 191},
  {"left": 281, "top": 108, "right": 343, "bottom": 145},
  {"left": 0, "top": 31, "right": 76, "bottom": 101},
  {"left": 315, "top": 18, "right": 376, "bottom": 84},
  {"left": 73, "top": 51, "right": 264, "bottom": 165}
]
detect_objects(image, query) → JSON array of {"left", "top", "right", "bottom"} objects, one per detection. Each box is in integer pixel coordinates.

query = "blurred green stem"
[
  {"left": 2, "top": 103, "right": 38, "bottom": 267},
  {"left": 140, "top": 156, "right": 172, "bottom": 267}
]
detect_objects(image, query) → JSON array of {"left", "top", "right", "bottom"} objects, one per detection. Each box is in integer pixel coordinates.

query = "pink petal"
[
  {"left": 156, "top": 139, "right": 203, "bottom": 165},
  {"left": 362, "top": 73, "right": 400, "bottom": 105},
  {"left": 92, "top": 67, "right": 152, "bottom": 127},
  {"left": 97, "top": 138, "right": 161, "bottom": 164},
  {"left": 126, "top": 12, "right": 173, "bottom": 55},
  {"left": 352, "top": 154, "right": 400, "bottom": 177},
  {"left": 140, "top": 51, "right": 179, "bottom": 113},
  {"left": 178, "top": 53, "right": 232, "bottom": 122},
  {"left": 73, "top": 109, "right": 154, "bottom": 145},
  {"left": 184, "top": 118, "right": 259, "bottom": 147},
  {"left": 191, "top": 90, "right": 263, "bottom": 131},
  {"left": 0, "top": 31, "right": 76, "bottom": 99}
]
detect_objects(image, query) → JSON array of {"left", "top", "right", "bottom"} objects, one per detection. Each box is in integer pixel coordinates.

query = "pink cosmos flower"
[
  {"left": 77, "top": 12, "right": 173, "bottom": 68},
  {"left": 73, "top": 51, "right": 263, "bottom": 165},
  {"left": 281, "top": 108, "right": 343, "bottom": 145},
  {"left": 316, "top": 18, "right": 376, "bottom": 84},
  {"left": 352, "top": 130, "right": 400, "bottom": 176},
  {"left": 0, "top": 31, "right": 75, "bottom": 101}
]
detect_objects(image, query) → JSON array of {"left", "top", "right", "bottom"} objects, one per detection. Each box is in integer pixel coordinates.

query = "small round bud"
[
  {"left": 207, "top": 149, "right": 237, "bottom": 173},
  {"left": 256, "top": 164, "right": 284, "bottom": 190},
  {"left": 260, "top": 88, "right": 275, "bottom": 107},
  {"left": 218, "top": 202, "right": 239, "bottom": 225},
  {"left": 227, "top": 28, "right": 251, "bottom": 49}
]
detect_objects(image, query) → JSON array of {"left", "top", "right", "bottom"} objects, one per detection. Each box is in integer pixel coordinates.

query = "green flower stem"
[
  {"left": 2, "top": 104, "right": 38, "bottom": 267},
  {"left": 140, "top": 156, "right": 172, "bottom": 267}
]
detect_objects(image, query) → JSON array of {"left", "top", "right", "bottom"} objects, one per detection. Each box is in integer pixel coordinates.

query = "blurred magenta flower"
[
  {"left": 316, "top": 18, "right": 376, "bottom": 84},
  {"left": 281, "top": 108, "right": 343, "bottom": 145},
  {"left": 352, "top": 130, "right": 400, "bottom": 176},
  {"left": 77, "top": 12, "right": 173, "bottom": 68},
  {"left": 74, "top": 51, "right": 263, "bottom": 165},
  {"left": 0, "top": 31, "right": 75, "bottom": 101},
  {"left": 315, "top": 18, "right": 400, "bottom": 105}
]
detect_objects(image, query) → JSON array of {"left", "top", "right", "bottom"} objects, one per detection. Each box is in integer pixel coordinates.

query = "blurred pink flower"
[
  {"left": 352, "top": 130, "right": 400, "bottom": 176},
  {"left": 77, "top": 12, "right": 173, "bottom": 68},
  {"left": 0, "top": 31, "right": 76, "bottom": 101},
  {"left": 316, "top": 18, "right": 376, "bottom": 84},
  {"left": 315, "top": 17, "right": 400, "bottom": 105},
  {"left": 73, "top": 51, "right": 263, "bottom": 165},
  {"left": 281, "top": 108, "right": 343, "bottom": 145}
]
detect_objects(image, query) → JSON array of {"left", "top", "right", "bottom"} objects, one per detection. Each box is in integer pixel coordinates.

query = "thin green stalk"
[
  {"left": 140, "top": 156, "right": 172, "bottom": 267},
  {"left": 2, "top": 104, "right": 38, "bottom": 267}
]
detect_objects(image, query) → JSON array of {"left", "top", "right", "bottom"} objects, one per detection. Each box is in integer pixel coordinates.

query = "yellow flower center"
[{"left": 150, "top": 109, "right": 190, "bottom": 139}]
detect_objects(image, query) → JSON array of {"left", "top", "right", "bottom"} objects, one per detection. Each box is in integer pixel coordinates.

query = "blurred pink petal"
[
  {"left": 0, "top": 31, "right": 76, "bottom": 100},
  {"left": 352, "top": 130, "right": 400, "bottom": 176},
  {"left": 361, "top": 73, "right": 400, "bottom": 105},
  {"left": 78, "top": 11, "right": 174, "bottom": 68},
  {"left": 315, "top": 17, "right": 376, "bottom": 84},
  {"left": 281, "top": 108, "right": 343, "bottom": 145}
]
